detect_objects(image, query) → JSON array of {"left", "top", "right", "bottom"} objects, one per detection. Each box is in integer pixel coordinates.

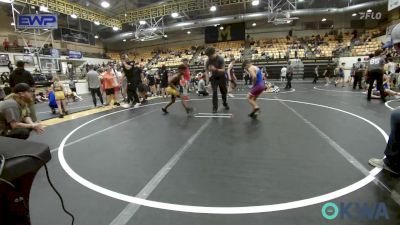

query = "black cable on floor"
[{"left": 5, "top": 154, "right": 75, "bottom": 225}]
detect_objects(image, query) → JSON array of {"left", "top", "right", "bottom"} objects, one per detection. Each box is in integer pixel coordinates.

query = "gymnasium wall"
[
  {"left": 0, "top": 51, "right": 111, "bottom": 74},
  {"left": 0, "top": 9, "right": 105, "bottom": 55},
  {"left": 104, "top": 12, "right": 368, "bottom": 52}
]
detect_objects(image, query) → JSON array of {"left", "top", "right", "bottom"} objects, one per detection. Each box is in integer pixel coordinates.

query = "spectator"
[
  {"left": 52, "top": 76, "right": 68, "bottom": 118},
  {"left": 9, "top": 61, "right": 37, "bottom": 122},
  {"left": 285, "top": 61, "right": 293, "bottom": 89},
  {"left": 0, "top": 80, "right": 4, "bottom": 101},
  {"left": 197, "top": 74, "right": 209, "bottom": 96},
  {"left": 86, "top": 64, "right": 104, "bottom": 107},
  {"left": 0, "top": 83, "right": 44, "bottom": 139},
  {"left": 101, "top": 65, "right": 117, "bottom": 107},
  {"left": 280, "top": 66, "right": 287, "bottom": 83},
  {"left": 3, "top": 38, "right": 9, "bottom": 51},
  {"left": 13, "top": 39, "right": 18, "bottom": 48},
  {"left": 7, "top": 61, "right": 13, "bottom": 73},
  {"left": 352, "top": 58, "right": 365, "bottom": 90},
  {"left": 312, "top": 65, "right": 319, "bottom": 84}
]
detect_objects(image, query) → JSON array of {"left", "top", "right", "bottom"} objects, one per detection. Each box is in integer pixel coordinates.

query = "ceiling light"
[
  {"left": 287, "top": 20, "right": 291, "bottom": 24},
  {"left": 298, "top": 0, "right": 304, "bottom": 2},
  {"left": 10, "top": 22, "right": 15, "bottom": 26},
  {"left": 121, "top": 32, "right": 133, "bottom": 37},
  {"left": 175, "top": 22, "right": 194, "bottom": 27},
  {"left": 124, "top": 13, "right": 127, "bottom": 17},
  {"left": 171, "top": 12, "right": 179, "bottom": 18},
  {"left": 123, "top": 39, "right": 126, "bottom": 42},
  {"left": 139, "top": 20, "right": 146, "bottom": 25},
  {"left": 112, "top": 26, "right": 119, "bottom": 31},
  {"left": 214, "top": 24, "right": 220, "bottom": 27},
  {"left": 210, "top": 6, "right": 217, "bottom": 12},
  {"left": 140, "top": 38, "right": 144, "bottom": 41},
  {"left": 367, "top": 9, "right": 372, "bottom": 13},
  {"left": 43, "top": 29, "right": 49, "bottom": 31},
  {"left": 94, "top": 35, "right": 99, "bottom": 39},
  {"left": 101, "top": 1, "right": 110, "bottom": 8},
  {"left": 209, "top": 18, "right": 226, "bottom": 22},
  {"left": 251, "top": 0, "right": 259, "bottom": 6},
  {"left": 252, "top": 22, "right": 256, "bottom": 27},
  {"left": 39, "top": 6, "right": 49, "bottom": 12},
  {"left": 220, "top": 26, "right": 224, "bottom": 30},
  {"left": 187, "top": 31, "right": 191, "bottom": 34},
  {"left": 94, "top": 21, "right": 100, "bottom": 25},
  {"left": 70, "top": 14, "right": 77, "bottom": 19},
  {"left": 163, "top": 34, "right": 168, "bottom": 38},
  {"left": 30, "top": 5, "right": 35, "bottom": 9},
  {"left": 0, "top": 0, "right": 14, "bottom": 3},
  {"left": 352, "top": 13, "right": 357, "bottom": 16},
  {"left": 321, "top": 18, "right": 327, "bottom": 22}
]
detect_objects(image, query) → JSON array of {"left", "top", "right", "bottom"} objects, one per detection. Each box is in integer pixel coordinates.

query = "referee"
[{"left": 204, "top": 47, "right": 229, "bottom": 113}]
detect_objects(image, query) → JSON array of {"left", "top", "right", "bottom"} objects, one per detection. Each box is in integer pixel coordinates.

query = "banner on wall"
[
  {"left": 389, "top": 0, "right": 400, "bottom": 11},
  {"left": 17, "top": 14, "right": 58, "bottom": 29},
  {"left": 205, "top": 23, "right": 245, "bottom": 44},
  {"left": 68, "top": 51, "right": 83, "bottom": 59}
]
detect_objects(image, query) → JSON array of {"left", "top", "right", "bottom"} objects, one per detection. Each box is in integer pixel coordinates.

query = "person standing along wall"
[
  {"left": 280, "top": 66, "right": 287, "bottom": 83},
  {"left": 312, "top": 65, "right": 319, "bottom": 84},
  {"left": 9, "top": 61, "right": 37, "bottom": 122},
  {"left": 285, "top": 61, "right": 293, "bottom": 89},
  {"left": 122, "top": 59, "right": 142, "bottom": 107},
  {"left": 352, "top": 58, "right": 365, "bottom": 90},
  {"left": 86, "top": 65, "right": 104, "bottom": 107}
]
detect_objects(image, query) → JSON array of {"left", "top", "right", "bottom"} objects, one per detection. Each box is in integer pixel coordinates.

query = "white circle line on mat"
[
  {"left": 313, "top": 86, "right": 365, "bottom": 94},
  {"left": 57, "top": 98, "right": 386, "bottom": 214}
]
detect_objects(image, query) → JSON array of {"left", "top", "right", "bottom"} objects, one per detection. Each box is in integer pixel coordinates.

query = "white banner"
[{"left": 389, "top": 0, "right": 400, "bottom": 11}]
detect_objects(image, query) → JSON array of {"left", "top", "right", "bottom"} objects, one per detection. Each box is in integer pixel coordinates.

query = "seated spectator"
[
  {"left": 0, "top": 83, "right": 44, "bottom": 139},
  {"left": 197, "top": 74, "right": 209, "bottom": 96}
]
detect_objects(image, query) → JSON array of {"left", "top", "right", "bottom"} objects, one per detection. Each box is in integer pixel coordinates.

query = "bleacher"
[
  {"left": 252, "top": 38, "right": 290, "bottom": 60},
  {"left": 210, "top": 41, "right": 244, "bottom": 60},
  {"left": 126, "top": 51, "right": 154, "bottom": 65},
  {"left": 352, "top": 40, "right": 381, "bottom": 56},
  {"left": 315, "top": 41, "right": 338, "bottom": 58},
  {"left": 106, "top": 52, "right": 121, "bottom": 61},
  {"left": 154, "top": 45, "right": 195, "bottom": 67}
]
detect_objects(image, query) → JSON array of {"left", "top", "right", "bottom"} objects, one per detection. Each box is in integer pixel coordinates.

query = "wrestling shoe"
[
  {"left": 369, "top": 158, "right": 398, "bottom": 175},
  {"left": 223, "top": 103, "right": 230, "bottom": 110}
]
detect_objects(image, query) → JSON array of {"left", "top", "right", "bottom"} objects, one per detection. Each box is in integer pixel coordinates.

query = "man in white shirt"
[{"left": 280, "top": 66, "right": 287, "bottom": 83}]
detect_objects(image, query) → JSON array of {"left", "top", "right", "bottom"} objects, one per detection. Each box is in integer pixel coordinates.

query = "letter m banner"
[{"left": 17, "top": 14, "right": 58, "bottom": 29}]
